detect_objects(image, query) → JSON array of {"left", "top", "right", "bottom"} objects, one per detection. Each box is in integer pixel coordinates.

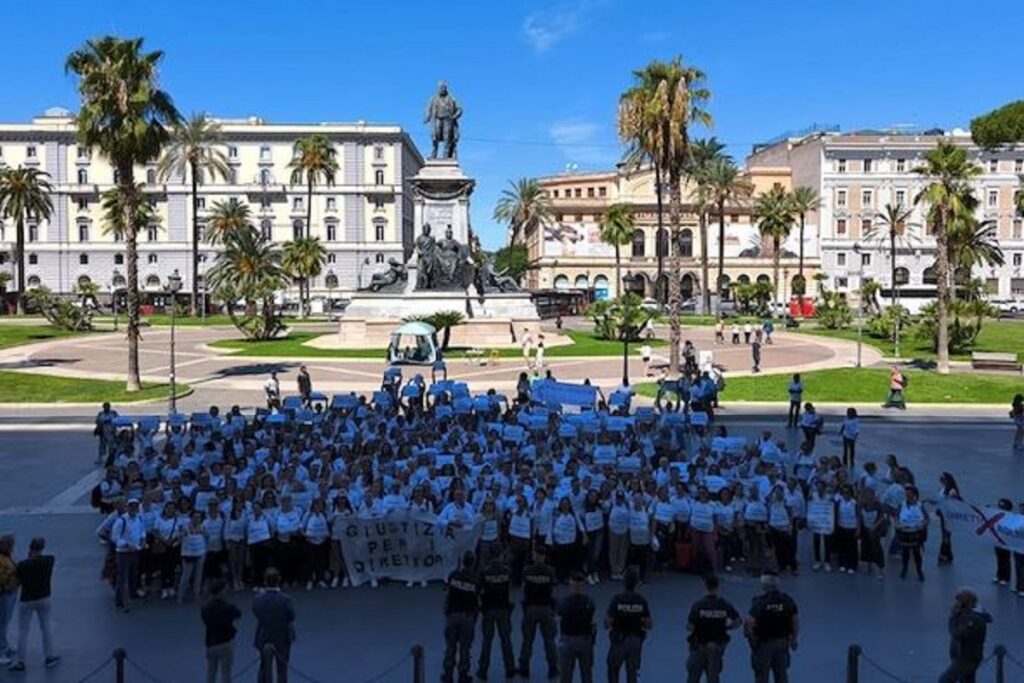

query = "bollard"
[
  {"left": 411, "top": 644, "right": 425, "bottom": 683},
  {"left": 846, "top": 644, "right": 861, "bottom": 683},
  {"left": 113, "top": 648, "right": 127, "bottom": 683},
  {"left": 994, "top": 644, "right": 1007, "bottom": 683}
]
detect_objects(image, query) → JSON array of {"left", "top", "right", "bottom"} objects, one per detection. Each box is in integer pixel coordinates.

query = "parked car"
[{"left": 989, "top": 298, "right": 1023, "bottom": 315}]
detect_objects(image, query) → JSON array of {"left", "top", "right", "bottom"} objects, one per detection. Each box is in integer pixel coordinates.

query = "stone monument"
[{"left": 334, "top": 83, "right": 540, "bottom": 349}]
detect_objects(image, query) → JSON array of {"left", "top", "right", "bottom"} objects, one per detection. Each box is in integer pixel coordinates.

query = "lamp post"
[
  {"left": 852, "top": 243, "right": 864, "bottom": 368},
  {"left": 110, "top": 272, "right": 120, "bottom": 332},
  {"left": 326, "top": 271, "right": 337, "bottom": 321},
  {"left": 166, "top": 269, "right": 183, "bottom": 415}
]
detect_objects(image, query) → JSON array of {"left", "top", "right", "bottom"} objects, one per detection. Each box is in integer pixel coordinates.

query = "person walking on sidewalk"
[{"left": 7, "top": 537, "right": 59, "bottom": 673}]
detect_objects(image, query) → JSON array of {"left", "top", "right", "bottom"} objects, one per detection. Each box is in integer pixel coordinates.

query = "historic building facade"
[
  {"left": 526, "top": 165, "right": 814, "bottom": 303},
  {"left": 747, "top": 129, "right": 1024, "bottom": 310},
  {"left": 0, "top": 108, "right": 423, "bottom": 301}
]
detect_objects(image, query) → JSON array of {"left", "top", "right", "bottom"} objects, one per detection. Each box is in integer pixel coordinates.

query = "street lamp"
[
  {"left": 166, "top": 269, "right": 183, "bottom": 415},
  {"left": 110, "top": 271, "right": 121, "bottom": 332},
  {"left": 852, "top": 243, "right": 864, "bottom": 368}
]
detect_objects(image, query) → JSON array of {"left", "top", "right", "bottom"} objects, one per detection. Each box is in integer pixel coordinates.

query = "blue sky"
[{"left": 1, "top": 0, "right": 1021, "bottom": 248}]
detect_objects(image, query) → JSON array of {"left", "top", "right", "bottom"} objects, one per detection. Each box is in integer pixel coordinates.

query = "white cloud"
[
  {"left": 522, "top": 1, "right": 600, "bottom": 53},
  {"left": 549, "top": 120, "right": 619, "bottom": 166}
]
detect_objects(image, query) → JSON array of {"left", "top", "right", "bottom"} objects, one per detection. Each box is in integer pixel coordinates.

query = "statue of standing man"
[{"left": 424, "top": 81, "right": 462, "bottom": 159}]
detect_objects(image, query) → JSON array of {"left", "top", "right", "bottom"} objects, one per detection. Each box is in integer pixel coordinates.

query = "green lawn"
[
  {"left": 0, "top": 325, "right": 84, "bottom": 350},
  {"left": 639, "top": 367, "right": 1024, "bottom": 404},
  {"left": 210, "top": 329, "right": 665, "bottom": 359},
  {"left": 90, "top": 314, "right": 331, "bottom": 327},
  {"left": 796, "top": 320, "right": 1024, "bottom": 362},
  {"left": 0, "top": 370, "right": 188, "bottom": 404}
]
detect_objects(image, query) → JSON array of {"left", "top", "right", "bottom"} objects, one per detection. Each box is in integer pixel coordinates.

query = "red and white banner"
[{"left": 938, "top": 498, "right": 1024, "bottom": 553}]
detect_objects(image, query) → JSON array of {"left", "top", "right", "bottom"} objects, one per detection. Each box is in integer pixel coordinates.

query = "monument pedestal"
[{"left": 412, "top": 159, "right": 474, "bottom": 245}]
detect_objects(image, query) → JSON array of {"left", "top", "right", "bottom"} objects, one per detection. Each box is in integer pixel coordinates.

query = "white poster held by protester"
[
  {"left": 938, "top": 498, "right": 1024, "bottom": 553},
  {"left": 806, "top": 499, "right": 835, "bottom": 535},
  {"left": 338, "top": 509, "right": 481, "bottom": 586}
]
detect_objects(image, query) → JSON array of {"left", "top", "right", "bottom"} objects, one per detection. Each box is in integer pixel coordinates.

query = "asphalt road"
[{"left": 1, "top": 417, "right": 1023, "bottom": 682}]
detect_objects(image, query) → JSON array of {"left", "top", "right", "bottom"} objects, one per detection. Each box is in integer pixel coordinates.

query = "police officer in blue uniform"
[
  {"left": 604, "top": 570, "right": 651, "bottom": 683},
  {"left": 686, "top": 573, "right": 742, "bottom": 683},
  {"left": 518, "top": 547, "right": 559, "bottom": 680},
  {"left": 476, "top": 555, "right": 516, "bottom": 681},
  {"left": 443, "top": 551, "right": 480, "bottom": 683},
  {"left": 557, "top": 571, "right": 596, "bottom": 683},
  {"left": 746, "top": 572, "right": 798, "bottom": 683}
]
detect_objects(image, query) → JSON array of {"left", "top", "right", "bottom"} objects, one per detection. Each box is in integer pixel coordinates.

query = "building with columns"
[
  {"left": 747, "top": 128, "right": 1024, "bottom": 310},
  {"left": 0, "top": 108, "right": 423, "bottom": 303},
  {"left": 526, "top": 164, "right": 816, "bottom": 303}
]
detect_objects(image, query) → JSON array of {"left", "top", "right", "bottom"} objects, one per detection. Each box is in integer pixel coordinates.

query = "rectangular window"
[
  {"left": 837, "top": 252, "right": 847, "bottom": 267},
  {"left": 1015, "top": 220, "right": 1023, "bottom": 240},
  {"left": 374, "top": 199, "right": 384, "bottom": 212},
  {"left": 552, "top": 189, "right": 559, "bottom": 198},
  {"left": 598, "top": 187, "right": 607, "bottom": 197},
  {"left": 326, "top": 224, "right": 337, "bottom": 241},
  {"left": 587, "top": 187, "right": 595, "bottom": 198},
  {"left": 228, "top": 168, "right": 238, "bottom": 184},
  {"left": 836, "top": 189, "right": 847, "bottom": 208},
  {"left": 375, "top": 253, "right": 385, "bottom": 264},
  {"left": 988, "top": 189, "right": 999, "bottom": 207},
  {"left": 862, "top": 189, "right": 873, "bottom": 207},
  {"left": 79, "top": 254, "right": 88, "bottom": 265},
  {"left": 229, "top": 145, "right": 238, "bottom": 159},
  {"left": 375, "top": 224, "right": 385, "bottom": 241},
  {"left": 374, "top": 145, "right": 384, "bottom": 160},
  {"left": 115, "top": 253, "right": 124, "bottom": 265},
  {"left": 147, "top": 226, "right": 158, "bottom": 242},
  {"left": 260, "top": 145, "right": 271, "bottom": 161},
  {"left": 895, "top": 189, "right": 906, "bottom": 207},
  {"left": 1014, "top": 253, "right": 1022, "bottom": 267},
  {"left": 78, "top": 224, "right": 89, "bottom": 242},
  {"left": 77, "top": 198, "right": 89, "bottom": 211},
  {"left": 989, "top": 159, "right": 998, "bottom": 173},
  {"left": 28, "top": 224, "right": 38, "bottom": 242},
  {"left": 293, "top": 198, "right": 303, "bottom": 211},
  {"left": 861, "top": 253, "right": 871, "bottom": 266},
  {"left": 861, "top": 218, "right": 872, "bottom": 234},
  {"left": 836, "top": 218, "right": 847, "bottom": 235},
  {"left": 574, "top": 188, "right": 582, "bottom": 198},
  {"left": 326, "top": 253, "right": 336, "bottom": 264},
  {"left": 326, "top": 197, "right": 336, "bottom": 211},
  {"left": 26, "top": 145, "right": 36, "bottom": 158},
  {"left": 1016, "top": 159, "right": 1024, "bottom": 174},
  {"left": 28, "top": 254, "right": 37, "bottom": 265},
  {"left": 148, "top": 254, "right": 158, "bottom": 264},
  {"left": 863, "top": 158, "right": 872, "bottom": 173},
  {"left": 837, "top": 159, "right": 847, "bottom": 173},
  {"left": 374, "top": 170, "right": 385, "bottom": 185},
  {"left": 197, "top": 197, "right": 206, "bottom": 209},
  {"left": 77, "top": 146, "right": 89, "bottom": 159},
  {"left": 896, "top": 158, "right": 906, "bottom": 173}
]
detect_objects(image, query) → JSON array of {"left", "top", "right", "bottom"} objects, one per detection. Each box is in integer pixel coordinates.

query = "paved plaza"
[{"left": 1, "top": 414, "right": 1022, "bottom": 682}]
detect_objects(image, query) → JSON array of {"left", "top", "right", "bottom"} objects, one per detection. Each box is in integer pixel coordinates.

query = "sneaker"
[
  {"left": 305, "top": 581, "right": 313, "bottom": 591},
  {"left": 725, "top": 565, "right": 733, "bottom": 572},
  {"left": 824, "top": 565, "right": 833, "bottom": 573},
  {"left": 370, "top": 579, "right": 379, "bottom": 588},
  {"left": 7, "top": 662, "right": 25, "bottom": 673},
  {"left": 812, "top": 562, "right": 821, "bottom": 571},
  {"left": 330, "top": 577, "right": 339, "bottom": 589},
  {"left": 407, "top": 580, "right": 415, "bottom": 588},
  {"left": 45, "top": 656, "right": 61, "bottom": 669},
  {"left": 317, "top": 581, "right": 328, "bottom": 589},
  {"left": 419, "top": 581, "right": 427, "bottom": 588},
  {"left": 342, "top": 578, "right": 351, "bottom": 588}
]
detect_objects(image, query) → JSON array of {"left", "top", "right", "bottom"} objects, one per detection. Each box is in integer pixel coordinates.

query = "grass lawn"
[
  {"left": 796, "top": 320, "right": 1024, "bottom": 362},
  {"left": 210, "top": 329, "right": 665, "bottom": 359},
  {"left": 638, "top": 367, "right": 1024, "bottom": 404},
  {"left": 0, "top": 370, "right": 188, "bottom": 404},
  {"left": 0, "top": 325, "right": 84, "bottom": 350},
  {"left": 89, "top": 314, "right": 331, "bottom": 327}
]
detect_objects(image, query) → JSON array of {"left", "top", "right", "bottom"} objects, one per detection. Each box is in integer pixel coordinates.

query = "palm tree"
[
  {"left": 493, "top": 178, "right": 553, "bottom": 248},
  {"left": 753, "top": 186, "right": 795, "bottom": 317},
  {"left": 1016, "top": 175, "right": 1024, "bottom": 218},
  {"left": 598, "top": 203, "right": 636, "bottom": 296},
  {"left": 866, "top": 203, "right": 917, "bottom": 307},
  {"left": 704, "top": 158, "right": 752, "bottom": 311},
  {"left": 0, "top": 167, "right": 53, "bottom": 314},
  {"left": 66, "top": 36, "right": 180, "bottom": 391},
  {"left": 206, "top": 226, "right": 288, "bottom": 339},
  {"left": 158, "top": 113, "right": 229, "bottom": 315},
  {"left": 618, "top": 57, "right": 711, "bottom": 375},
  {"left": 788, "top": 186, "right": 819, "bottom": 303},
  {"left": 288, "top": 134, "right": 337, "bottom": 239},
  {"left": 281, "top": 236, "right": 327, "bottom": 317},
  {"left": 686, "top": 138, "right": 728, "bottom": 315},
  {"left": 948, "top": 213, "right": 1004, "bottom": 285},
  {"left": 0, "top": 272, "right": 11, "bottom": 296},
  {"left": 206, "top": 200, "right": 253, "bottom": 245},
  {"left": 914, "top": 141, "right": 981, "bottom": 373}
]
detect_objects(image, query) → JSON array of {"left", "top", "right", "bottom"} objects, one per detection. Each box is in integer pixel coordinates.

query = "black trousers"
[
  {"left": 787, "top": 402, "right": 800, "bottom": 428},
  {"left": 996, "top": 547, "right": 1012, "bottom": 583}
]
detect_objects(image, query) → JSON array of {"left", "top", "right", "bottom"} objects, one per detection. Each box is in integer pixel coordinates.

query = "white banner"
[
  {"left": 338, "top": 509, "right": 481, "bottom": 586},
  {"left": 806, "top": 499, "right": 835, "bottom": 535},
  {"left": 938, "top": 498, "right": 1024, "bottom": 553}
]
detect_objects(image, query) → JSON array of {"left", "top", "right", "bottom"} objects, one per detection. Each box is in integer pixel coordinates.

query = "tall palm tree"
[
  {"left": 621, "top": 148, "right": 666, "bottom": 301},
  {"left": 493, "top": 178, "right": 553, "bottom": 248},
  {"left": 206, "top": 226, "right": 288, "bottom": 339},
  {"left": 206, "top": 200, "right": 253, "bottom": 245},
  {"left": 1016, "top": 175, "right": 1024, "bottom": 218},
  {"left": 686, "top": 138, "right": 727, "bottom": 315},
  {"left": 753, "top": 186, "right": 795, "bottom": 317},
  {"left": 599, "top": 203, "right": 636, "bottom": 295},
  {"left": 704, "top": 158, "right": 752, "bottom": 311},
  {"left": 788, "top": 186, "right": 819, "bottom": 303},
  {"left": 66, "top": 36, "right": 180, "bottom": 391},
  {"left": 158, "top": 113, "right": 229, "bottom": 315},
  {"left": 281, "top": 236, "right": 327, "bottom": 317},
  {"left": 865, "top": 203, "right": 917, "bottom": 307},
  {"left": 618, "top": 57, "right": 711, "bottom": 374},
  {"left": 0, "top": 167, "right": 53, "bottom": 314},
  {"left": 288, "top": 134, "right": 337, "bottom": 239},
  {"left": 914, "top": 142, "right": 981, "bottom": 373}
]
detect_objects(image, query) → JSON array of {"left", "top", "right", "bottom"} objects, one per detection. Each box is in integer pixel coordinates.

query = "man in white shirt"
[
  {"left": 113, "top": 499, "right": 146, "bottom": 612},
  {"left": 521, "top": 329, "right": 534, "bottom": 367},
  {"left": 264, "top": 372, "right": 280, "bottom": 409}
]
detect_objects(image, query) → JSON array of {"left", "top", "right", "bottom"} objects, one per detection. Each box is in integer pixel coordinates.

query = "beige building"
[
  {"left": 526, "top": 165, "right": 817, "bottom": 303},
  {"left": 747, "top": 128, "right": 1024, "bottom": 311},
  {"left": 0, "top": 108, "right": 423, "bottom": 303}
]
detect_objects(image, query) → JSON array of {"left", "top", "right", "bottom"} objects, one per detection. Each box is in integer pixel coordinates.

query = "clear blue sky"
[{"left": 1, "top": 0, "right": 1021, "bottom": 248}]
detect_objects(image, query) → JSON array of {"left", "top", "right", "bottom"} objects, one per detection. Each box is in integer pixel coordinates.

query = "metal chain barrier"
[
  {"left": 74, "top": 655, "right": 114, "bottom": 683},
  {"left": 857, "top": 648, "right": 914, "bottom": 683},
  {"left": 286, "top": 662, "right": 327, "bottom": 683},
  {"left": 125, "top": 655, "right": 170, "bottom": 683},
  {"left": 359, "top": 650, "right": 414, "bottom": 683},
  {"left": 1005, "top": 648, "right": 1024, "bottom": 671},
  {"left": 231, "top": 655, "right": 262, "bottom": 680}
]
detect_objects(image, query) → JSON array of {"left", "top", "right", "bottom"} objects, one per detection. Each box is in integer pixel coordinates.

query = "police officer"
[
  {"left": 476, "top": 555, "right": 516, "bottom": 681},
  {"left": 605, "top": 570, "right": 651, "bottom": 683},
  {"left": 443, "top": 551, "right": 480, "bottom": 683},
  {"left": 518, "top": 547, "right": 559, "bottom": 680},
  {"left": 746, "top": 572, "right": 798, "bottom": 683},
  {"left": 686, "top": 573, "right": 742, "bottom": 683},
  {"left": 557, "top": 571, "right": 596, "bottom": 683}
]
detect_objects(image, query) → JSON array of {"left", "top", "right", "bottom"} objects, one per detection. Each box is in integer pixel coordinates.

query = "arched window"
[
  {"left": 678, "top": 229, "right": 693, "bottom": 258},
  {"left": 922, "top": 266, "right": 938, "bottom": 285},
  {"left": 719, "top": 274, "right": 732, "bottom": 299},
  {"left": 375, "top": 221, "right": 386, "bottom": 242},
  {"left": 260, "top": 219, "right": 273, "bottom": 241},
  {"left": 77, "top": 168, "right": 88, "bottom": 184},
  {"left": 656, "top": 228, "right": 669, "bottom": 258},
  {"left": 681, "top": 273, "right": 695, "bottom": 300},
  {"left": 625, "top": 272, "right": 646, "bottom": 295},
  {"left": 79, "top": 254, "right": 89, "bottom": 265},
  {"left": 631, "top": 229, "right": 646, "bottom": 258},
  {"left": 146, "top": 169, "right": 157, "bottom": 185},
  {"left": 954, "top": 266, "right": 971, "bottom": 285},
  {"left": 894, "top": 267, "right": 910, "bottom": 285},
  {"left": 738, "top": 274, "right": 751, "bottom": 285},
  {"left": 375, "top": 170, "right": 385, "bottom": 185},
  {"left": 145, "top": 275, "right": 161, "bottom": 289},
  {"left": 293, "top": 219, "right": 304, "bottom": 240},
  {"left": 593, "top": 275, "right": 610, "bottom": 298},
  {"left": 756, "top": 274, "right": 771, "bottom": 284},
  {"left": 574, "top": 274, "right": 589, "bottom": 289},
  {"left": 77, "top": 275, "right": 92, "bottom": 287},
  {"left": 325, "top": 273, "right": 339, "bottom": 289},
  {"left": 553, "top": 275, "right": 570, "bottom": 290},
  {"left": 112, "top": 274, "right": 126, "bottom": 288},
  {"left": 27, "top": 275, "right": 41, "bottom": 288},
  {"left": 260, "top": 169, "right": 272, "bottom": 185}
]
